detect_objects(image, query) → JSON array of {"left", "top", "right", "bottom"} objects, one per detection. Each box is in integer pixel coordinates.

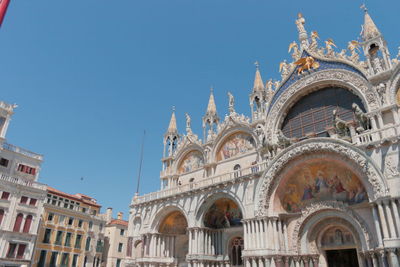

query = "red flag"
[{"left": 0, "top": 0, "right": 11, "bottom": 27}]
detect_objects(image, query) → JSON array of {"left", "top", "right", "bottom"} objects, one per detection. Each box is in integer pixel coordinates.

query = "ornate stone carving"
[
  {"left": 255, "top": 139, "right": 387, "bottom": 216},
  {"left": 265, "top": 69, "right": 378, "bottom": 140},
  {"left": 384, "top": 156, "right": 398, "bottom": 178}
]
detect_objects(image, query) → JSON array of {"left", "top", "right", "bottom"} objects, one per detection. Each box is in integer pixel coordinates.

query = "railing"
[
  {"left": 2, "top": 143, "right": 43, "bottom": 160},
  {"left": 354, "top": 123, "right": 400, "bottom": 146},
  {"left": 133, "top": 161, "right": 268, "bottom": 205},
  {"left": 0, "top": 172, "right": 47, "bottom": 190}
]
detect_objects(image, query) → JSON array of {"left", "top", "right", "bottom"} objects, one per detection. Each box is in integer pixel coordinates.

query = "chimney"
[
  {"left": 117, "top": 212, "right": 123, "bottom": 220},
  {"left": 106, "top": 208, "right": 113, "bottom": 223}
]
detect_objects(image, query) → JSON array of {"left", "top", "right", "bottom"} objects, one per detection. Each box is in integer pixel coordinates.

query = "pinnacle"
[
  {"left": 167, "top": 108, "right": 178, "bottom": 134},
  {"left": 253, "top": 65, "right": 264, "bottom": 92},
  {"left": 362, "top": 9, "right": 381, "bottom": 41}
]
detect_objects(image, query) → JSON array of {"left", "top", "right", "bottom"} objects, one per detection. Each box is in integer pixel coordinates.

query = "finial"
[
  {"left": 172, "top": 106, "right": 176, "bottom": 112},
  {"left": 254, "top": 61, "right": 260, "bottom": 69},
  {"left": 360, "top": 4, "right": 367, "bottom": 12},
  {"left": 210, "top": 86, "right": 214, "bottom": 93}
]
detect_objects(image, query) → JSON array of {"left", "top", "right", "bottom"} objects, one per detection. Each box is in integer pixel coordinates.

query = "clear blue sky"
[{"left": 1, "top": 0, "right": 398, "bottom": 219}]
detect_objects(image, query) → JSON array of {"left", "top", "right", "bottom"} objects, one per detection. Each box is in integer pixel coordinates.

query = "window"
[
  {"left": 6, "top": 243, "right": 17, "bottom": 258},
  {"left": 68, "top": 217, "right": 74, "bottom": 226},
  {"left": 16, "top": 244, "right": 26, "bottom": 259},
  {"left": 82, "top": 207, "right": 87, "bottom": 213},
  {"left": 120, "top": 229, "right": 125, "bottom": 236},
  {"left": 22, "top": 215, "right": 33, "bottom": 233},
  {"left": 118, "top": 242, "right": 123, "bottom": 252},
  {"left": 17, "top": 164, "right": 36, "bottom": 175},
  {"left": 117, "top": 259, "right": 121, "bottom": 267},
  {"left": 99, "top": 223, "right": 103, "bottom": 231},
  {"left": 47, "top": 213, "right": 54, "bottom": 221},
  {"left": 233, "top": 164, "right": 241, "bottom": 178},
  {"left": 43, "top": 228, "right": 51, "bottom": 243},
  {"left": 13, "top": 213, "right": 23, "bottom": 232},
  {"left": 78, "top": 220, "right": 83, "bottom": 227},
  {"left": 0, "top": 209, "right": 4, "bottom": 226},
  {"left": 96, "top": 240, "right": 103, "bottom": 252},
  {"left": 1, "top": 191, "right": 10, "bottom": 200},
  {"left": 230, "top": 237, "right": 244, "bottom": 267},
  {"left": 85, "top": 237, "right": 91, "bottom": 251},
  {"left": 59, "top": 215, "right": 65, "bottom": 224},
  {"left": 89, "top": 221, "right": 93, "bottom": 230},
  {"left": 72, "top": 254, "right": 78, "bottom": 267},
  {"left": 65, "top": 232, "right": 72, "bottom": 247},
  {"left": 20, "top": 196, "right": 28, "bottom": 204},
  {"left": 281, "top": 87, "right": 365, "bottom": 139},
  {"left": 38, "top": 250, "right": 46, "bottom": 267},
  {"left": 0, "top": 157, "right": 9, "bottom": 167},
  {"left": 50, "top": 251, "right": 58, "bottom": 267},
  {"left": 55, "top": 231, "right": 63, "bottom": 245},
  {"left": 75, "top": 234, "right": 82, "bottom": 249},
  {"left": 60, "top": 253, "right": 69, "bottom": 267},
  {"left": 29, "top": 198, "right": 37, "bottom": 206}
]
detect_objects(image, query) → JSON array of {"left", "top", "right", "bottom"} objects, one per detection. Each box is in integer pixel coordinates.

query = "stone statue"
[
  {"left": 295, "top": 13, "right": 306, "bottom": 34},
  {"left": 185, "top": 113, "right": 191, "bottom": 130},
  {"left": 348, "top": 41, "right": 360, "bottom": 63},
  {"left": 333, "top": 109, "right": 350, "bottom": 138},
  {"left": 228, "top": 92, "right": 235, "bottom": 114},
  {"left": 376, "top": 83, "right": 386, "bottom": 105},
  {"left": 325, "top": 39, "right": 337, "bottom": 57},
  {"left": 279, "top": 60, "right": 290, "bottom": 79},
  {"left": 288, "top": 41, "right": 301, "bottom": 61},
  {"left": 277, "top": 129, "right": 293, "bottom": 149},
  {"left": 338, "top": 49, "right": 347, "bottom": 60},
  {"left": 274, "top": 81, "right": 280, "bottom": 90},
  {"left": 352, "top": 103, "right": 370, "bottom": 133},
  {"left": 266, "top": 79, "right": 273, "bottom": 91},
  {"left": 309, "top": 31, "right": 319, "bottom": 51}
]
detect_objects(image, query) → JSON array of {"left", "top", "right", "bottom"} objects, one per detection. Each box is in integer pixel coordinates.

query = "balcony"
[
  {"left": 132, "top": 161, "right": 268, "bottom": 205},
  {"left": 0, "top": 172, "right": 47, "bottom": 191},
  {"left": 2, "top": 143, "right": 43, "bottom": 161},
  {"left": 352, "top": 123, "right": 400, "bottom": 146}
]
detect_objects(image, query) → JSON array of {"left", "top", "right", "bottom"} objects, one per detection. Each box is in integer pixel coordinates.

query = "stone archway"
[
  {"left": 255, "top": 138, "right": 387, "bottom": 216},
  {"left": 158, "top": 211, "right": 189, "bottom": 267}
]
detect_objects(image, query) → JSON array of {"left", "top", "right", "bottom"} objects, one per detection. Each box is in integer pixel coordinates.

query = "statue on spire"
[
  {"left": 228, "top": 92, "right": 235, "bottom": 114},
  {"left": 289, "top": 41, "right": 301, "bottom": 61},
  {"left": 295, "top": 13, "right": 306, "bottom": 34},
  {"left": 309, "top": 31, "right": 319, "bottom": 51},
  {"left": 185, "top": 113, "right": 192, "bottom": 133}
]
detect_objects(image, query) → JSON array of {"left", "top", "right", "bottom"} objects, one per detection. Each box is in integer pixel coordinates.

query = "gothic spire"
[
  {"left": 205, "top": 87, "right": 218, "bottom": 118},
  {"left": 361, "top": 7, "right": 381, "bottom": 41},
  {"left": 253, "top": 61, "right": 264, "bottom": 92},
  {"left": 166, "top": 107, "right": 178, "bottom": 135}
]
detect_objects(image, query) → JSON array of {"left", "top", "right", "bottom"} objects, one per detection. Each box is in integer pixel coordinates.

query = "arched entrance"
[{"left": 158, "top": 211, "right": 188, "bottom": 267}]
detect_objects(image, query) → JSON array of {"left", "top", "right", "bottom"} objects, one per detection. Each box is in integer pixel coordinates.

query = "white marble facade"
[{"left": 126, "top": 10, "right": 400, "bottom": 267}]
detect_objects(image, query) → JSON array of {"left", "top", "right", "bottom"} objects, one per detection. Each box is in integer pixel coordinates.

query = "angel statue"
[
  {"left": 295, "top": 13, "right": 306, "bottom": 34},
  {"left": 274, "top": 80, "right": 280, "bottom": 90},
  {"left": 348, "top": 40, "right": 360, "bottom": 63},
  {"left": 265, "top": 79, "right": 273, "bottom": 91},
  {"left": 309, "top": 31, "right": 319, "bottom": 51},
  {"left": 338, "top": 49, "right": 347, "bottom": 60},
  {"left": 325, "top": 39, "right": 337, "bottom": 57},
  {"left": 288, "top": 41, "right": 301, "bottom": 61},
  {"left": 185, "top": 113, "right": 191, "bottom": 132},
  {"left": 228, "top": 92, "right": 235, "bottom": 114},
  {"left": 279, "top": 60, "right": 290, "bottom": 79}
]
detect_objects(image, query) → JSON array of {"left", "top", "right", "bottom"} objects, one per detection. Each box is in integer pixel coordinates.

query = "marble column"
[
  {"left": 390, "top": 200, "right": 400, "bottom": 236},
  {"left": 378, "top": 202, "right": 390, "bottom": 239},
  {"left": 188, "top": 230, "right": 192, "bottom": 254},
  {"left": 384, "top": 200, "right": 397, "bottom": 238},
  {"left": 388, "top": 249, "right": 400, "bottom": 267},
  {"left": 272, "top": 219, "right": 279, "bottom": 251},
  {"left": 372, "top": 204, "right": 384, "bottom": 247},
  {"left": 258, "top": 257, "right": 265, "bottom": 267}
]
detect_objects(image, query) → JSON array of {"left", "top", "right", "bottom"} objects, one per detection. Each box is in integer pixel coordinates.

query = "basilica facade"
[{"left": 125, "top": 9, "right": 400, "bottom": 267}]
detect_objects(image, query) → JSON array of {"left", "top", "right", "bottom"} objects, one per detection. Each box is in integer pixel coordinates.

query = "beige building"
[
  {"left": 104, "top": 208, "right": 128, "bottom": 267},
  {"left": 32, "top": 187, "right": 107, "bottom": 267},
  {"left": 0, "top": 102, "right": 47, "bottom": 267}
]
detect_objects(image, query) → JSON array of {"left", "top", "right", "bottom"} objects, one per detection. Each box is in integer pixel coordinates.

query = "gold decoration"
[{"left": 294, "top": 56, "right": 320, "bottom": 74}]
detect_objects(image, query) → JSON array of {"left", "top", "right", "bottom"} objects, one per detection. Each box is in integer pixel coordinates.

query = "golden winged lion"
[{"left": 294, "top": 56, "right": 320, "bottom": 74}]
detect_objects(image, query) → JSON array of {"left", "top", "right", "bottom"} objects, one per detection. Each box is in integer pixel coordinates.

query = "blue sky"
[{"left": 1, "top": 0, "right": 399, "bottom": 219}]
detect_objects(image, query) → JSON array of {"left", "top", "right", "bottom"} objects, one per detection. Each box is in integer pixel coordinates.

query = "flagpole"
[{"left": 135, "top": 130, "right": 146, "bottom": 197}]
